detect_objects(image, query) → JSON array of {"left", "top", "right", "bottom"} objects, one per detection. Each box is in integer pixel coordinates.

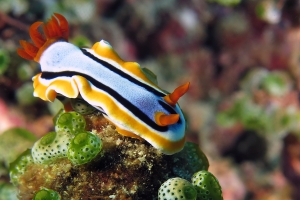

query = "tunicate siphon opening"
[
  {"left": 41, "top": 132, "right": 56, "bottom": 146},
  {"left": 183, "top": 185, "right": 197, "bottom": 200},
  {"left": 74, "top": 132, "right": 88, "bottom": 145},
  {"left": 58, "top": 113, "right": 72, "bottom": 124}
]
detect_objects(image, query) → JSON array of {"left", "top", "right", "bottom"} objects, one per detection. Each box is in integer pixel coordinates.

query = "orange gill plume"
[{"left": 17, "top": 13, "right": 69, "bottom": 62}]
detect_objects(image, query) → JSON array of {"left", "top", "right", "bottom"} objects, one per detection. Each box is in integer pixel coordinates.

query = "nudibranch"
[{"left": 17, "top": 13, "right": 189, "bottom": 155}]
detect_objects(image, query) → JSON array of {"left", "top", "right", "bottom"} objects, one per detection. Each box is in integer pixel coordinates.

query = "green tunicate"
[
  {"left": 70, "top": 99, "right": 96, "bottom": 114},
  {"left": 54, "top": 111, "right": 86, "bottom": 135},
  {"left": 31, "top": 132, "right": 71, "bottom": 164},
  {"left": 172, "top": 142, "right": 209, "bottom": 180},
  {"left": 53, "top": 109, "right": 64, "bottom": 125},
  {"left": 74, "top": 132, "right": 88, "bottom": 145},
  {"left": 33, "top": 188, "right": 60, "bottom": 200},
  {"left": 158, "top": 177, "right": 197, "bottom": 200},
  {"left": 191, "top": 171, "right": 223, "bottom": 200},
  {"left": 67, "top": 132, "right": 102, "bottom": 165},
  {"left": 183, "top": 186, "right": 198, "bottom": 200},
  {"left": 9, "top": 149, "right": 33, "bottom": 185},
  {"left": 40, "top": 132, "right": 56, "bottom": 145}
]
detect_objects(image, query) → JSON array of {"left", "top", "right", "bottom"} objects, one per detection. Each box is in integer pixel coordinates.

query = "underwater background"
[{"left": 1, "top": 0, "right": 300, "bottom": 199}]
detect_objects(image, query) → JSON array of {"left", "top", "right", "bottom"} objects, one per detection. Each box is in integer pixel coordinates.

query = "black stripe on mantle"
[{"left": 41, "top": 71, "right": 170, "bottom": 132}]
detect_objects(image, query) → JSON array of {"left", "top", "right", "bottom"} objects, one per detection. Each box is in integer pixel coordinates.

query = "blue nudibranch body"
[{"left": 17, "top": 13, "right": 189, "bottom": 155}]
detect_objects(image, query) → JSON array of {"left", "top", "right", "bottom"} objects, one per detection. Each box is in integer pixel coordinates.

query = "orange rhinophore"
[
  {"left": 17, "top": 13, "right": 69, "bottom": 62},
  {"left": 164, "top": 82, "right": 190, "bottom": 106},
  {"left": 155, "top": 112, "right": 180, "bottom": 126}
]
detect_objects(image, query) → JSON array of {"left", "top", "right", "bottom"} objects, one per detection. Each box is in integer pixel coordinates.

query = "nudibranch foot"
[{"left": 114, "top": 126, "right": 144, "bottom": 140}]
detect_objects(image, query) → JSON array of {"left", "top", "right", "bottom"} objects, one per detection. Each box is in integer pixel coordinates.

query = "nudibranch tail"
[
  {"left": 17, "top": 13, "right": 69, "bottom": 62},
  {"left": 164, "top": 82, "right": 190, "bottom": 106}
]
